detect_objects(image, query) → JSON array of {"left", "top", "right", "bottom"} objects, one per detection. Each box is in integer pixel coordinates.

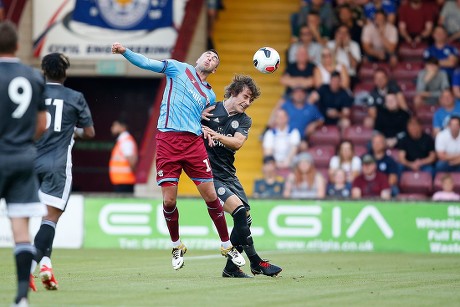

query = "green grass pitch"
[{"left": 0, "top": 249, "right": 459, "bottom": 306}]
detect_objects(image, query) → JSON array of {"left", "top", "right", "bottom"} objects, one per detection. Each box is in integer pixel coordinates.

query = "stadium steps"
[{"left": 178, "top": 0, "right": 298, "bottom": 196}]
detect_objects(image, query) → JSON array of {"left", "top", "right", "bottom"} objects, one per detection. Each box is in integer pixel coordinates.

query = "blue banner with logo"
[{"left": 72, "top": 0, "right": 173, "bottom": 31}]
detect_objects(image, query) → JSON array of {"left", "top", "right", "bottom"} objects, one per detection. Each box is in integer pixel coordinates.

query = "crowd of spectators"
[{"left": 254, "top": 0, "right": 460, "bottom": 201}]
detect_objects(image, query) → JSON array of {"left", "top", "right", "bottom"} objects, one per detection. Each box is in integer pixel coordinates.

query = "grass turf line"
[{"left": 0, "top": 249, "right": 459, "bottom": 306}]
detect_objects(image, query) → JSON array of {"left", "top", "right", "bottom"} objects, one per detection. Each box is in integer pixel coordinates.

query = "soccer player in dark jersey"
[
  {"left": 202, "top": 75, "right": 282, "bottom": 277},
  {"left": 31, "top": 53, "right": 95, "bottom": 291},
  {"left": 0, "top": 21, "right": 47, "bottom": 307},
  {"left": 111, "top": 42, "right": 244, "bottom": 270}
]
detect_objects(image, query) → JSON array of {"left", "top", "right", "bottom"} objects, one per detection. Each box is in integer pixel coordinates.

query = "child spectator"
[
  {"left": 253, "top": 156, "right": 285, "bottom": 199},
  {"left": 327, "top": 168, "right": 352, "bottom": 198},
  {"left": 432, "top": 173, "right": 460, "bottom": 201}
]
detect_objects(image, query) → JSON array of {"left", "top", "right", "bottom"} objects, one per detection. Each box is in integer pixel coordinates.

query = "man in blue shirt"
[
  {"left": 111, "top": 42, "right": 244, "bottom": 271},
  {"left": 423, "top": 26, "right": 459, "bottom": 80},
  {"left": 433, "top": 89, "right": 460, "bottom": 136}
]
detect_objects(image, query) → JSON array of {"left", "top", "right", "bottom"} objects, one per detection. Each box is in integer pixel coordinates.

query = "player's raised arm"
[{"left": 112, "top": 42, "right": 165, "bottom": 73}]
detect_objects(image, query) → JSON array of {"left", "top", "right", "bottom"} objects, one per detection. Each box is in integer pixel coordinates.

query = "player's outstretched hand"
[
  {"left": 201, "top": 105, "right": 215, "bottom": 121},
  {"left": 112, "top": 42, "right": 126, "bottom": 54},
  {"left": 202, "top": 125, "right": 216, "bottom": 147}
]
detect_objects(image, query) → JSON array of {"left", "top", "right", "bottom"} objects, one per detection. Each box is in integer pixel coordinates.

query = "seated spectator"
[
  {"left": 363, "top": 0, "right": 397, "bottom": 24},
  {"left": 366, "top": 68, "right": 409, "bottom": 126},
  {"left": 435, "top": 115, "right": 460, "bottom": 172},
  {"left": 280, "top": 45, "right": 316, "bottom": 96},
  {"left": 432, "top": 173, "right": 460, "bottom": 201},
  {"left": 374, "top": 93, "right": 410, "bottom": 148},
  {"left": 398, "top": 117, "right": 436, "bottom": 175},
  {"left": 352, "top": 154, "right": 391, "bottom": 199},
  {"left": 263, "top": 109, "right": 301, "bottom": 169},
  {"left": 327, "top": 168, "right": 352, "bottom": 198},
  {"left": 313, "top": 47, "right": 350, "bottom": 89},
  {"left": 287, "top": 25, "right": 322, "bottom": 65},
  {"left": 361, "top": 10, "right": 398, "bottom": 67},
  {"left": 253, "top": 156, "right": 285, "bottom": 199},
  {"left": 336, "top": 4, "right": 363, "bottom": 44},
  {"left": 433, "top": 89, "right": 460, "bottom": 136},
  {"left": 283, "top": 152, "right": 326, "bottom": 199},
  {"left": 328, "top": 140, "right": 362, "bottom": 183},
  {"left": 370, "top": 132, "right": 400, "bottom": 196},
  {"left": 398, "top": 0, "right": 436, "bottom": 45},
  {"left": 423, "top": 26, "right": 459, "bottom": 80},
  {"left": 291, "top": 0, "right": 337, "bottom": 42},
  {"left": 310, "top": 72, "right": 353, "bottom": 129},
  {"left": 439, "top": 0, "right": 460, "bottom": 43},
  {"left": 307, "top": 10, "right": 332, "bottom": 46},
  {"left": 453, "top": 67, "right": 460, "bottom": 100},
  {"left": 281, "top": 87, "right": 324, "bottom": 140},
  {"left": 414, "top": 56, "right": 450, "bottom": 107}
]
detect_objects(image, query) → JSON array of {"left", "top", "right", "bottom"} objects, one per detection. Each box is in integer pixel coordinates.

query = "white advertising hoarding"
[{"left": 0, "top": 195, "right": 84, "bottom": 249}]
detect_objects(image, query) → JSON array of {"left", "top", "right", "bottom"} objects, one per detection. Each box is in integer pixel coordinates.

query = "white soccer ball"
[{"left": 253, "top": 47, "right": 280, "bottom": 74}]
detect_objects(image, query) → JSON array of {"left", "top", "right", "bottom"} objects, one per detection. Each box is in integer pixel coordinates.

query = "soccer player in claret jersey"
[
  {"left": 0, "top": 21, "right": 47, "bottom": 307},
  {"left": 30, "top": 53, "right": 95, "bottom": 291},
  {"left": 202, "top": 75, "right": 282, "bottom": 277},
  {"left": 111, "top": 42, "right": 244, "bottom": 270}
]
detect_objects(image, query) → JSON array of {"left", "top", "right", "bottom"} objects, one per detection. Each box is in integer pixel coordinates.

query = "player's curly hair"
[
  {"left": 0, "top": 21, "right": 18, "bottom": 54},
  {"left": 41, "top": 53, "right": 70, "bottom": 81},
  {"left": 224, "top": 74, "right": 261, "bottom": 102}
]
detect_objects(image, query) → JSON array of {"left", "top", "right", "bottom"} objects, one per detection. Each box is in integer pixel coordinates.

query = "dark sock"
[
  {"left": 232, "top": 206, "right": 252, "bottom": 246},
  {"left": 206, "top": 199, "right": 229, "bottom": 242},
  {"left": 163, "top": 203, "right": 180, "bottom": 242},
  {"left": 34, "top": 220, "right": 56, "bottom": 262},
  {"left": 224, "top": 258, "right": 239, "bottom": 272},
  {"left": 14, "top": 243, "right": 35, "bottom": 303},
  {"left": 243, "top": 245, "right": 262, "bottom": 265}
]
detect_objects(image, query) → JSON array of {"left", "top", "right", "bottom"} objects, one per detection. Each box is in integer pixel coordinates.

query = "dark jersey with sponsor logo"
[{"left": 203, "top": 101, "right": 252, "bottom": 181}]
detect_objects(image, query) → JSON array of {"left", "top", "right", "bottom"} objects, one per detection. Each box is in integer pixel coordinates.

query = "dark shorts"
[
  {"left": 214, "top": 178, "right": 250, "bottom": 211},
  {"left": 156, "top": 131, "right": 213, "bottom": 185},
  {"left": 0, "top": 151, "right": 46, "bottom": 218}
]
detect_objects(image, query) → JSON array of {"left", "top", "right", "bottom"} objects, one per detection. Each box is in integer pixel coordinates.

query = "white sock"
[
  {"left": 40, "top": 256, "right": 52, "bottom": 269},
  {"left": 221, "top": 240, "right": 232, "bottom": 249},
  {"left": 172, "top": 239, "right": 182, "bottom": 248},
  {"left": 30, "top": 260, "right": 37, "bottom": 274}
]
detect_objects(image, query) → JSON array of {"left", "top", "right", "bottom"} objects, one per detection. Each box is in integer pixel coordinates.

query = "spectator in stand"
[
  {"left": 414, "top": 56, "right": 450, "bottom": 107},
  {"left": 435, "top": 115, "right": 460, "bottom": 172},
  {"left": 361, "top": 10, "right": 398, "bottom": 67},
  {"left": 291, "top": 0, "right": 337, "bottom": 42},
  {"left": 287, "top": 25, "right": 322, "bottom": 65},
  {"left": 374, "top": 93, "right": 411, "bottom": 148},
  {"left": 253, "top": 156, "right": 285, "bottom": 199},
  {"left": 369, "top": 132, "right": 400, "bottom": 196},
  {"left": 307, "top": 10, "right": 331, "bottom": 46},
  {"left": 453, "top": 67, "right": 460, "bottom": 100},
  {"left": 363, "top": 0, "right": 397, "bottom": 24},
  {"left": 336, "top": 4, "right": 363, "bottom": 44},
  {"left": 423, "top": 26, "right": 459, "bottom": 81},
  {"left": 398, "top": 0, "right": 436, "bottom": 45},
  {"left": 263, "top": 109, "right": 301, "bottom": 169},
  {"left": 310, "top": 71, "right": 353, "bottom": 130},
  {"left": 433, "top": 89, "right": 460, "bottom": 135},
  {"left": 283, "top": 152, "right": 326, "bottom": 199},
  {"left": 327, "top": 169, "right": 352, "bottom": 198},
  {"left": 328, "top": 140, "right": 362, "bottom": 183},
  {"left": 439, "top": 0, "right": 460, "bottom": 43},
  {"left": 280, "top": 45, "right": 316, "bottom": 96},
  {"left": 327, "top": 25, "right": 361, "bottom": 86},
  {"left": 352, "top": 154, "right": 391, "bottom": 199},
  {"left": 281, "top": 87, "right": 324, "bottom": 140},
  {"left": 313, "top": 48, "right": 350, "bottom": 89},
  {"left": 432, "top": 173, "right": 460, "bottom": 201},
  {"left": 398, "top": 117, "right": 436, "bottom": 175},
  {"left": 366, "top": 68, "right": 409, "bottom": 127}
]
